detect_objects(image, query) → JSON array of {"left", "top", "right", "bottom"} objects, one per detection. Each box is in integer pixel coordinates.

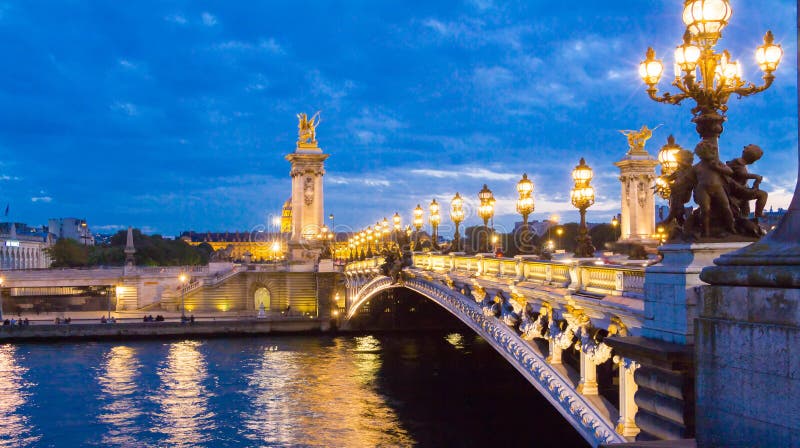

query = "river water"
[{"left": 0, "top": 333, "right": 584, "bottom": 447}]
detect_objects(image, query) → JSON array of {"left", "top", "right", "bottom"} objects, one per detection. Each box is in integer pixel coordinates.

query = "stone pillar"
[
  {"left": 614, "top": 355, "right": 640, "bottom": 438},
  {"left": 286, "top": 144, "right": 329, "bottom": 243},
  {"left": 643, "top": 242, "right": 747, "bottom": 345},
  {"left": 577, "top": 350, "right": 598, "bottom": 395},
  {"left": 614, "top": 139, "right": 658, "bottom": 244},
  {"left": 547, "top": 339, "right": 562, "bottom": 364}
]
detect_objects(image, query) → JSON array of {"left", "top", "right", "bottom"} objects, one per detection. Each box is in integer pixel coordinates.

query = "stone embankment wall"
[{"left": 0, "top": 319, "right": 330, "bottom": 342}]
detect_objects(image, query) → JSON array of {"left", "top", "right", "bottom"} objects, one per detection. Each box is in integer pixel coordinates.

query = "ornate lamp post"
[
  {"left": 640, "top": 1, "right": 782, "bottom": 142},
  {"left": 0, "top": 277, "right": 4, "bottom": 321},
  {"left": 654, "top": 135, "right": 686, "bottom": 200},
  {"left": 477, "top": 184, "right": 495, "bottom": 253},
  {"left": 516, "top": 173, "right": 535, "bottom": 254},
  {"left": 366, "top": 226, "right": 374, "bottom": 258},
  {"left": 381, "top": 218, "right": 390, "bottom": 251},
  {"left": 556, "top": 226, "right": 564, "bottom": 250},
  {"left": 450, "top": 193, "right": 464, "bottom": 252},
  {"left": 429, "top": 199, "right": 440, "bottom": 249},
  {"left": 412, "top": 204, "right": 424, "bottom": 250},
  {"left": 179, "top": 273, "right": 188, "bottom": 320},
  {"left": 571, "top": 158, "right": 596, "bottom": 258}
]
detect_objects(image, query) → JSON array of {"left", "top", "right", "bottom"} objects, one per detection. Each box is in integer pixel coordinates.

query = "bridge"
[{"left": 344, "top": 254, "right": 650, "bottom": 447}]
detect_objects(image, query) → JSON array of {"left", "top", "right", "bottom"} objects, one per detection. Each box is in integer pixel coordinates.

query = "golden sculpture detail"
[
  {"left": 619, "top": 124, "right": 661, "bottom": 154},
  {"left": 296, "top": 111, "right": 321, "bottom": 147}
]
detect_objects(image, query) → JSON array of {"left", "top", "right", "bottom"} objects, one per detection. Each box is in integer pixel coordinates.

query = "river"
[{"left": 0, "top": 332, "right": 584, "bottom": 447}]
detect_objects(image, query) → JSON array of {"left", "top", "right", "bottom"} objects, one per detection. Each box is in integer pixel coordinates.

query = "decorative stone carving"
[{"left": 344, "top": 270, "right": 627, "bottom": 446}]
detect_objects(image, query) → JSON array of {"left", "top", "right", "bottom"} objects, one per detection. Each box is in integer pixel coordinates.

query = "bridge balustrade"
[{"left": 395, "top": 253, "right": 645, "bottom": 299}]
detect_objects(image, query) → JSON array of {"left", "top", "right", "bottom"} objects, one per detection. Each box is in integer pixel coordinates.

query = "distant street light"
[
  {"left": 429, "top": 199, "right": 440, "bottom": 249},
  {"left": 179, "top": 273, "right": 188, "bottom": 320},
  {"left": 571, "top": 158, "right": 596, "bottom": 258},
  {"left": 477, "top": 184, "right": 495, "bottom": 253},
  {"left": 516, "top": 173, "right": 535, "bottom": 254},
  {"left": 412, "top": 204, "right": 424, "bottom": 250},
  {"left": 450, "top": 193, "right": 464, "bottom": 252}
]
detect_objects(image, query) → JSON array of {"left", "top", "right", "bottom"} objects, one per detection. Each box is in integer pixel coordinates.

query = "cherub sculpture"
[
  {"left": 726, "top": 144, "right": 768, "bottom": 220},
  {"left": 658, "top": 147, "right": 695, "bottom": 228},
  {"left": 692, "top": 140, "right": 735, "bottom": 237}
]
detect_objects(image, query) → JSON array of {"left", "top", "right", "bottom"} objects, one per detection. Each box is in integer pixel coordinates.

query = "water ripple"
[
  {"left": 151, "top": 340, "right": 216, "bottom": 447},
  {"left": 0, "top": 345, "right": 40, "bottom": 447},
  {"left": 95, "top": 345, "right": 143, "bottom": 447}
]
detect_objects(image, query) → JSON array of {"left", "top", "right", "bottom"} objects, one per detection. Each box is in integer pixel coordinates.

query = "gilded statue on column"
[
  {"left": 296, "top": 111, "right": 321, "bottom": 146},
  {"left": 619, "top": 124, "right": 661, "bottom": 154}
]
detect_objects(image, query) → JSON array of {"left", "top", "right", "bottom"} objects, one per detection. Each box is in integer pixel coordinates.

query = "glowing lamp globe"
[
  {"left": 756, "top": 31, "right": 783, "bottom": 73},
  {"left": 682, "top": 0, "right": 732, "bottom": 39},
  {"left": 639, "top": 48, "right": 664, "bottom": 86}
]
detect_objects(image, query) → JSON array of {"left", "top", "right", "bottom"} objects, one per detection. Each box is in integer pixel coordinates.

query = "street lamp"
[
  {"left": 0, "top": 277, "right": 4, "bottom": 321},
  {"left": 412, "top": 204, "right": 424, "bottom": 250},
  {"left": 571, "top": 158, "right": 596, "bottom": 258},
  {"left": 179, "top": 273, "right": 188, "bottom": 320},
  {"left": 450, "top": 193, "right": 464, "bottom": 252},
  {"left": 654, "top": 135, "right": 687, "bottom": 200},
  {"left": 366, "top": 226, "right": 374, "bottom": 257},
  {"left": 516, "top": 173, "right": 535, "bottom": 254},
  {"left": 556, "top": 226, "right": 564, "bottom": 250},
  {"left": 477, "top": 184, "right": 495, "bottom": 253},
  {"left": 639, "top": 1, "right": 782, "bottom": 142},
  {"left": 429, "top": 199, "right": 440, "bottom": 249}
]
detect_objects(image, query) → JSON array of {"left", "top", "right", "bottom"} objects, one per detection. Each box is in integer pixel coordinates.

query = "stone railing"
[{"left": 407, "top": 253, "right": 645, "bottom": 299}]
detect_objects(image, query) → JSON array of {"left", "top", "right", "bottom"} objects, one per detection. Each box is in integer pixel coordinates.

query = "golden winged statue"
[
  {"left": 297, "top": 111, "right": 321, "bottom": 146},
  {"left": 620, "top": 124, "right": 661, "bottom": 153}
]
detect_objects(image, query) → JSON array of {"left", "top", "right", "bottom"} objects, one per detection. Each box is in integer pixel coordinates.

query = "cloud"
[
  {"left": 348, "top": 108, "right": 406, "bottom": 146},
  {"left": 31, "top": 196, "right": 52, "bottom": 203},
  {"left": 410, "top": 167, "right": 519, "bottom": 181},
  {"left": 327, "top": 175, "right": 391, "bottom": 187},
  {"left": 164, "top": 14, "right": 187, "bottom": 25},
  {"left": 212, "top": 38, "right": 284, "bottom": 55},
  {"left": 110, "top": 102, "right": 137, "bottom": 116},
  {"left": 420, "top": 17, "right": 531, "bottom": 50},
  {"left": 201, "top": 12, "right": 217, "bottom": 26},
  {"left": 0, "top": 175, "right": 20, "bottom": 181},
  {"left": 305, "top": 70, "right": 355, "bottom": 104}
]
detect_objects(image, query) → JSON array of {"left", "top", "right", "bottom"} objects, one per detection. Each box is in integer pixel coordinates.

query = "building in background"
[
  {"left": 0, "top": 222, "right": 54, "bottom": 269},
  {"left": 48, "top": 218, "right": 94, "bottom": 245},
  {"left": 180, "top": 230, "right": 286, "bottom": 262}
]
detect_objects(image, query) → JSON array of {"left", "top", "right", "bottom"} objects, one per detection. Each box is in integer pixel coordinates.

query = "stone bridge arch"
[{"left": 346, "top": 274, "right": 625, "bottom": 447}]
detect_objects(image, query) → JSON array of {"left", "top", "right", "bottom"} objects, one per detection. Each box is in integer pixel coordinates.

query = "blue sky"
[{"left": 0, "top": 0, "right": 796, "bottom": 236}]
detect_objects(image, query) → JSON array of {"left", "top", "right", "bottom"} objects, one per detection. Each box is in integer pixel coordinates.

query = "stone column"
[
  {"left": 613, "top": 355, "right": 640, "bottom": 438},
  {"left": 614, "top": 140, "right": 658, "bottom": 244},
  {"left": 577, "top": 350, "right": 598, "bottom": 395},
  {"left": 547, "top": 339, "right": 562, "bottom": 364}
]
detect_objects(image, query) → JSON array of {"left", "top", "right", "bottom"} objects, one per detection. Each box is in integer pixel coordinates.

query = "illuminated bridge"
[{"left": 344, "top": 254, "right": 651, "bottom": 447}]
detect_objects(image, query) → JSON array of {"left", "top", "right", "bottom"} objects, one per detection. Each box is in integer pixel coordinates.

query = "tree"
[
  {"left": 47, "top": 238, "right": 89, "bottom": 267},
  {"left": 589, "top": 224, "right": 618, "bottom": 252}
]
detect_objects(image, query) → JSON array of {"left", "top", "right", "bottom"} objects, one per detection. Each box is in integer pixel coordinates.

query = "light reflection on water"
[
  {"left": 242, "top": 336, "right": 412, "bottom": 447},
  {"left": 95, "top": 346, "right": 142, "bottom": 447},
  {"left": 0, "top": 334, "right": 584, "bottom": 446},
  {"left": 0, "top": 345, "right": 40, "bottom": 447},
  {"left": 152, "top": 340, "right": 216, "bottom": 447}
]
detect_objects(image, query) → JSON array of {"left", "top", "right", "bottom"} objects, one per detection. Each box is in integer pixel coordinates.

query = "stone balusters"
[{"left": 613, "top": 355, "right": 641, "bottom": 438}]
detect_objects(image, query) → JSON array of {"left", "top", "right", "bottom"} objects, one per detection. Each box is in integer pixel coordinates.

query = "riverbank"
[{"left": 0, "top": 317, "right": 332, "bottom": 342}]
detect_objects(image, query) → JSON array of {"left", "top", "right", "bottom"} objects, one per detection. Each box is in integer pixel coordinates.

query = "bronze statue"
[
  {"left": 692, "top": 140, "right": 736, "bottom": 237},
  {"left": 726, "top": 144, "right": 768, "bottom": 220},
  {"left": 659, "top": 147, "right": 695, "bottom": 227}
]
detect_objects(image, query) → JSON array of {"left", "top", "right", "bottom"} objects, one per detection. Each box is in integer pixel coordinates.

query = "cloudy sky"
[{"left": 0, "top": 0, "right": 796, "bottom": 236}]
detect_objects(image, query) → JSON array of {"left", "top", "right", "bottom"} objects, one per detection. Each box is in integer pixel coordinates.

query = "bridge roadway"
[{"left": 344, "top": 254, "right": 649, "bottom": 447}]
